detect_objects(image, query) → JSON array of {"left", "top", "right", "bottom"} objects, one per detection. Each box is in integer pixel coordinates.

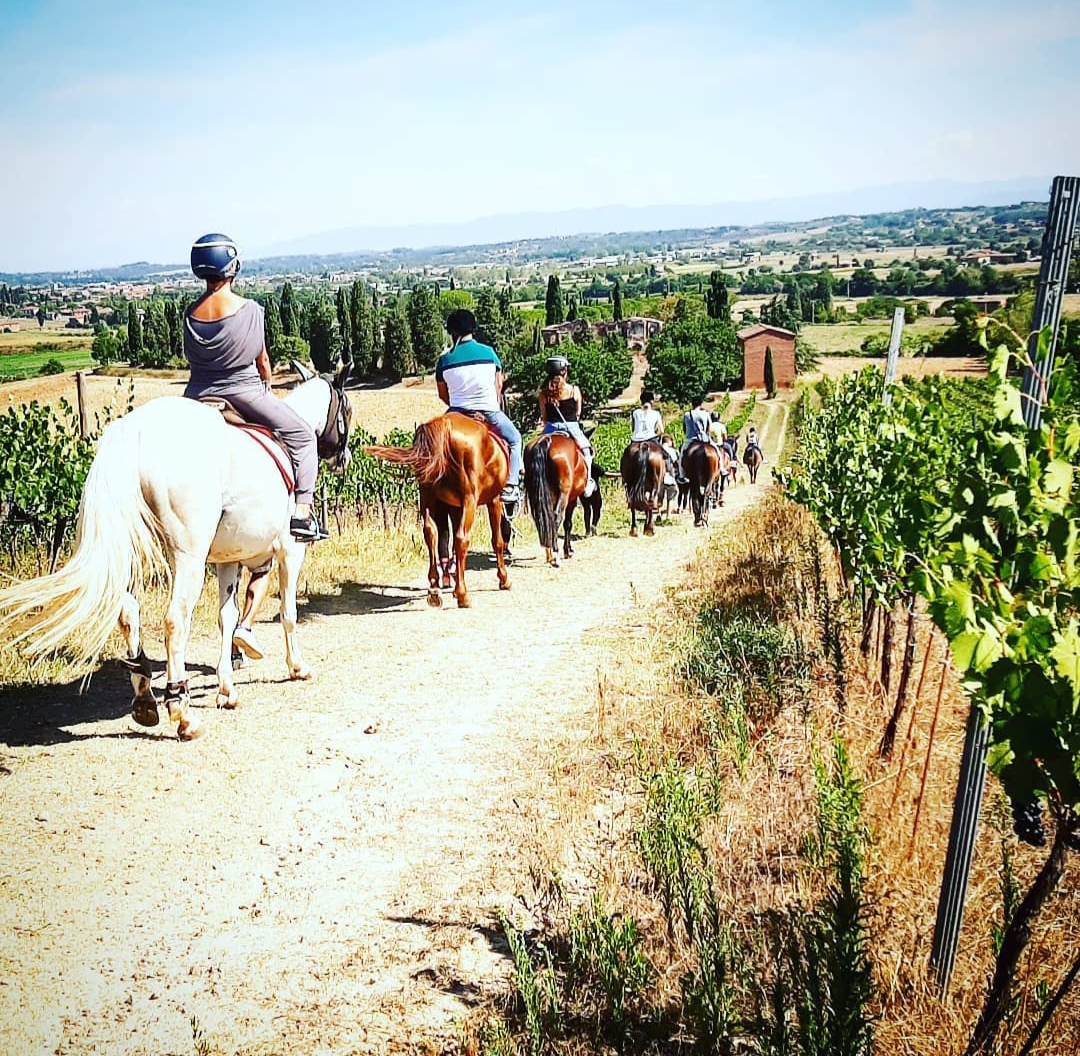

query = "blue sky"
[{"left": 2, "top": 0, "right": 1079, "bottom": 271}]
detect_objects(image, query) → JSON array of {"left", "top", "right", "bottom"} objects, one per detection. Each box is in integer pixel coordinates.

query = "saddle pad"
[{"left": 239, "top": 424, "right": 295, "bottom": 494}]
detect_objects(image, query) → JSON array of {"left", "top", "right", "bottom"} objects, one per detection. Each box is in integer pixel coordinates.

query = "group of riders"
[{"left": 180, "top": 233, "right": 764, "bottom": 652}]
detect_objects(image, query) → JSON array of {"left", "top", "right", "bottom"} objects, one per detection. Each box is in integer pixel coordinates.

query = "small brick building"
[{"left": 737, "top": 324, "right": 797, "bottom": 390}]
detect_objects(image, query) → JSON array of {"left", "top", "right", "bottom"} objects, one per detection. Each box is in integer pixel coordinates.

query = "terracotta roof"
[{"left": 737, "top": 324, "right": 797, "bottom": 340}]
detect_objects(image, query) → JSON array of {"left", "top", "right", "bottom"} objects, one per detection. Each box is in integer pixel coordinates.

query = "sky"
[{"left": 2, "top": 0, "right": 1079, "bottom": 272}]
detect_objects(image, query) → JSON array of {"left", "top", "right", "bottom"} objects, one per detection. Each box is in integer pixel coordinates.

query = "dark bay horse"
[
  {"left": 744, "top": 443, "right": 764, "bottom": 484},
  {"left": 524, "top": 433, "right": 588, "bottom": 566},
  {"left": 682, "top": 440, "right": 723, "bottom": 527},
  {"left": 367, "top": 413, "right": 510, "bottom": 608},
  {"left": 619, "top": 440, "right": 665, "bottom": 537}
]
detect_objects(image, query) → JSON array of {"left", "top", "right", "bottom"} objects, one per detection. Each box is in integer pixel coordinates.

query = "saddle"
[
  {"left": 452, "top": 411, "right": 511, "bottom": 462},
  {"left": 199, "top": 397, "right": 295, "bottom": 494}
]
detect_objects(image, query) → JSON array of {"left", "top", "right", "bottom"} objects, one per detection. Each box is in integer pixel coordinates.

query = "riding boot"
[{"left": 583, "top": 446, "right": 596, "bottom": 497}]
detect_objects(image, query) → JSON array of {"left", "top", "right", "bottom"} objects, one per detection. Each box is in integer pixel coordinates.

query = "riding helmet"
[
  {"left": 190, "top": 233, "right": 241, "bottom": 280},
  {"left": 545, "top": 354, "right": 569, "bottom": 375}
]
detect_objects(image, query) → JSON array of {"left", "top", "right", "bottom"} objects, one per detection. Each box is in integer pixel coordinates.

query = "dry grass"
[{"left": 492, "top": 492, "right": 1078, "bottom": 1055}]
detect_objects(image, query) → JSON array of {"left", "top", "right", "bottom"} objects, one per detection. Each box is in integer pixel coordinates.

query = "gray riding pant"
[{"left": 185, "top": 378, "right": 319, "bottom": 504}]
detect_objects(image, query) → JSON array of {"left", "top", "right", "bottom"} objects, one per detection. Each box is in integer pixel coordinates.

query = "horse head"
[{"left": 286, "top": 358, "right": 353, "bottom": 473}]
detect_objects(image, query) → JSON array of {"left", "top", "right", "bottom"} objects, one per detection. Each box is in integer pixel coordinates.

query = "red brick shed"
[{"left": 737, "top": 324, "right": 797, "bottom": 390}]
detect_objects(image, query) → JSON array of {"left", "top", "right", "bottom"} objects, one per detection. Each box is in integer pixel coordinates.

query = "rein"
[{"left": 316, "top": 377, "right": 349, "bottom": 461}]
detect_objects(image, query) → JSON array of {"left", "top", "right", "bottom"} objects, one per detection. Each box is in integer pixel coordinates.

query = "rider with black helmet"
[{"left": 183, "top": 233, "right": 326, "bottom": 542}]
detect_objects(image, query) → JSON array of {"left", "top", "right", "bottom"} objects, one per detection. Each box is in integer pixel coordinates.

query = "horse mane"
[{"left": 366, "top": 417, "right": 453, "bottom": 485}]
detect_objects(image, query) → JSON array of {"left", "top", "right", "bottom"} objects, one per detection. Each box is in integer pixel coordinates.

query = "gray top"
[
  {"left": 184, "top": 298, "right": 264, "bottom": 386},
  {"left": 683, "top": 408, "right": 711, "bottom": 442}
]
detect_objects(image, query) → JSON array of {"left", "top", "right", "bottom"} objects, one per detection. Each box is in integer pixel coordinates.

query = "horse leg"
[
  {"left": 629, "top": 507, "right": 638, "bottom": 538},
  {"left": 487, "top": 498, "right": 511, "bottom": 591},
  {"left": 421, "top": 492, "right": 442, "bottom": 608},
  {"left": 644, "top": 500, "right": 655, "bottom": 536},
  {"left": 119, "top": 591, "right": 158, "bottom": 727},
  {"left": 563, "top": 496, "right": 577, "bottom": 559},
  {"left": 163, "top": 551, "right": 206, "bottom": 741},
  {"left": 451, "top": 499, "right": 474, "bottom": 608},
  {"left": 214, "top": 563, "right": 241, "bottom": 709},
  {"left": 278, "top": 540, "right": 312, "bottom": 681}
]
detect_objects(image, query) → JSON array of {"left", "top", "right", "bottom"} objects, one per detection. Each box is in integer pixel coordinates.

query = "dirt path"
[{"left": 0, "top": 409, "right": 785, "bottom": 1056}]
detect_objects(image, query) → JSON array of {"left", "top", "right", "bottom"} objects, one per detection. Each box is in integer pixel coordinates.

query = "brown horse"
[
  {"left": 744, "top": 443, "right": 764, "bottom": 484},
  {"left": 524, "top": 433, "right": 588, "bottom": 566},
  {"left": 619, "top": 440, "right": 665, "bottom": 537},
  {"left": 366, "top": 413, "right": 510, "bottom": 608},
  {"left": 682, "top": 440, "right": 724, "bottom": 527}
]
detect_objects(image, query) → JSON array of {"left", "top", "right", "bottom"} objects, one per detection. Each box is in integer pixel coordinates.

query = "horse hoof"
[
  {"left": 630, "top": 529, "right": 638, "bottom": 538},
  {"left": 131, "top": 700, "right": 159, "bottom": 727},
  {"left": 499, "top": 580, "right": 512, "bottom": 591},
  {"left": 456, "top": 595, "right": 471, "bottom": 608},
  {"left": 645, "top": 528, "right": 655, "bottom": 537},
  {"left": 289, "top": 665, "right": 312, "bottom": 681},
  {"left": 428, "top": 590, "right": 443, "bottom": 608},
  {"left": 177, "top": 719, "right": 204, "bottom": 741},
  {"left": 216, "top": 689, "right": 239, "bottom": 710}
]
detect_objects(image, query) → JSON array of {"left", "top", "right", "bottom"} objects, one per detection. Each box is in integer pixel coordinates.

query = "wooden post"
[
  {"left": 881, "top": 306, "right": 905, "bottom": 406},
  {"left": 75, "top": 371, "right": 90, "bottom": 439}
]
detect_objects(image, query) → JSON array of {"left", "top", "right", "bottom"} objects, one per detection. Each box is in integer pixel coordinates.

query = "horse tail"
[
  {"left": 0, "top": 413, "right": 169, "bottom": 667},
  {"left": 624, "top": 442, "right": 654, "bottom": 510},
  {"left": 365, "top": 419, "right": 451, "bottom": 486},
  {"left": 525, "top": 435, "right": 560, "bottom": 550}
]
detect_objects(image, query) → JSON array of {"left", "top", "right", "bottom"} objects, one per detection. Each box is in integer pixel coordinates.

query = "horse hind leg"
[
  {"left": 421, "top": 497, "right": 442, "bottom": 608},
  {"left": 119, "top": 591, "right": 159, "bottom": 728},
  {"left": 214, "top": 563, "right": 241, "bottom": 710},
  {"left": 487, "top": 498, "right": 511, "bottom": 591},
  {"left": 278, "top": 541, "right": 312, "bottom": 681},
  {"left": 450, "top": 498, "right": 475, "bottom": 608}
]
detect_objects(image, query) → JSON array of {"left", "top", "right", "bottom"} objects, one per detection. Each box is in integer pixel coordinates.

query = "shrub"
[
  {"left": 38, "top": 358, "right": 66, "bottom": 376},
  {"left": 643, "top": 316, "right": 740, "bottom": 404}
]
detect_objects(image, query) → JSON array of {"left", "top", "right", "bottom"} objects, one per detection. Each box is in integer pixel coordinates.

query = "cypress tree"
[
  {"left": 544, "top": 274, "right": 564, "bottom": 325},
  {"left": 335, "top": 286, "right": 352, "bottom": 363},
  {"left": 764, "top": 344, "right": 777, "bottom": 398},
  {"left": 612, "top": 279, "right": 624, "bottom": 321},
  {"left": 349, "top": 281, "right": 372, "bottom": 375},
  {"left": 566, "top": 293, "right": 578, "bottom": 322},
  {"left": 263, "top": 292, "right": 283, "bottom": 364},
  {"left": 280, "top": 281, "right": 300, "bottom": 337},
  {"left": 308, "top": 294, "right": 340, "bottom": 372},
  {"left": 382, "top": 297, "right": 414, "bottom": 377},
  {"left": 126, "top": 301, "right": 142, "bottom": 363},
  {"left": 407, "top": 283, "right": 444, "bottom": 372},
  {"left": 164, "top": 299, "right": 182, "bottom": 361},
  {"left": 474, "top": 286, "right": 505, "bottom": 352},
  {"left": 705, "top": 270, "right": 730, "bottom": 321},
  {"left": 370, "top": 291, "right": 382, "bottom": 373}
]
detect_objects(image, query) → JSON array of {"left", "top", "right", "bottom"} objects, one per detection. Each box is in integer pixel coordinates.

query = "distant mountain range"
[
  {"left": 0, "top": 176, "right": 1053, "bottom": 282},
  {"left": 251, "top": 177, "right": 1052, "bottom": 258}
]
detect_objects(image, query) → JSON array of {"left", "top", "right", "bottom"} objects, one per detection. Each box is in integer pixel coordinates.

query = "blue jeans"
[{"left": 452, "top": 407, "right": 523, "bottom": 482}]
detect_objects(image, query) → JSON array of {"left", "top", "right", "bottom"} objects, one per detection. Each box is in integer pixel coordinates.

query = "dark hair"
[
  {"left": 641, "top": 391, "right": 654, "bottom": 405},
  {"left": 695, "top": 393, "right": 707, "bottom": 407},
  {"left": 446, "top": 309, "right": 477, "bottom": 339},
  {"left": 710, "top": 410, "right": 720, "bottom": 421}
]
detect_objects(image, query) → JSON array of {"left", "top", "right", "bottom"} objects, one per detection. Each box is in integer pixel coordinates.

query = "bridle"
[{"left": 316, "top": 374, "right": 351, "bottom": 468}]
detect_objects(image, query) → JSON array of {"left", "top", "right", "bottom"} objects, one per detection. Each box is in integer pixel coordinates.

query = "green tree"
[
  {"left": 335, "top": 286, "right": 352, "bottom": 364},
  {"left": 642, "top": 316, "right": 740, "bottom": 404},
  {"left": 382, "top": 297, "right": 414, "bottom": 377},
  {"left": 612, "top": 279, "right": 624, "bottom": 322},
  {"left": 438, "top": 289, "right": 475, "bottom": 322},
  {"left": 475, "top": 286, "right": 507, "bottom": 352},
  {"left": 307, "top": 294, "right": 340, "bottom": 372},
  {"left": 143, "top": 299, "right": 171, "bottom": 366},
  {"left": 164, "top": 299, "right": 182, "bottom": 361},
  {"left": 764, "top": 345, "right": 777, "bottom": 398},
  {"left": 126, "top": 301, "right": 142, "bottom": 362},
  {"left": 91, "top": 325, "right": 122, "bottom": 365},
  {"left": 545, "top": 274, "right": 565, "bottom": 325},
  {"left": 280, "top": 281, "right": 300, "bottom": 337},
  {"left": 370, "top": 291, "right": 383, "bottom": 371},
  {"left": 262, "top": 292, "right": 283, "bottom": 365},
  {"left": 406, "top": 283, "right": 444, "bottom": 371},
  {"left": 36, "top": 305, "right": 46, "bottom": 328},
  {"left": 567, "top": 293, "right": 579, "bottom": 322},
  {"left": 349, "top": 281, "right": 374, "bottom": 374},
  {"left": 705, "top": 270, "right": 730, "bottom": 321}
]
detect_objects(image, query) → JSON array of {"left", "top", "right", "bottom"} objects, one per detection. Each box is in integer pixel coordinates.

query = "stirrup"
[{"left": 291, "top": 515, "right": 329, "bottom": 542}]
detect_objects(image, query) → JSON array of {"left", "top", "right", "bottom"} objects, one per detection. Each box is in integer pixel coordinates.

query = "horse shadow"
[
  {"left": 0, "top": 657, "right": 216, "bottom": 748},
  {"left": 298, "top": 581, "right": 426, "bottom": 620}
]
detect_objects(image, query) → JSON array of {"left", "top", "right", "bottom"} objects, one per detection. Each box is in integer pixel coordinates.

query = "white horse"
[{"left": 0, "top": 361, "right": 352, "bottom": 740}]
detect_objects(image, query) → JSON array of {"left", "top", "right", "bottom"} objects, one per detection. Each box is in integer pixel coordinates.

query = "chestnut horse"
[
  {"left": 523, "top": 433, "right": 587, "bottom": 567},
  {"left": 366, "top": 413, "right": 510, "bottom": 608},
  {"left": 619, "top": 440, "right": 665, "bottom": 537},
  {"left": 682, "top": 440, "right": 724, "bottom": 527}
]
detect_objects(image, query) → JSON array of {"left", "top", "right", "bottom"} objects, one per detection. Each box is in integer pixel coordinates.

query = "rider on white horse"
[{"left": 183, "top": 234, "right": 327, "bottom": 545}]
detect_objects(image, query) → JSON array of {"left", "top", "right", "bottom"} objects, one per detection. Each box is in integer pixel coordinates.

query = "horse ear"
[
  {"left": 291, "top": 358, "right": 316, "bottom": 382},
  {"left": 334, "top": 359, "right": 351, "bottom": 391}
]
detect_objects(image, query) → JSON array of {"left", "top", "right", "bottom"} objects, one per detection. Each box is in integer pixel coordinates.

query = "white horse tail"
[{"left": 0, "top": 414, "right": 169, "bottom": 668}]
